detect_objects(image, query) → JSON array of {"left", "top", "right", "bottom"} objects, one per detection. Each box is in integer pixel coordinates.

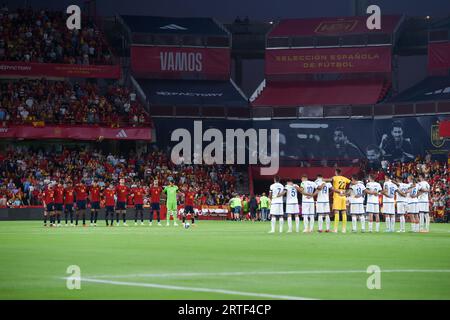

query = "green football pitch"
[{"left": 0, "top": 220, "right": 449, "bottom": 300}]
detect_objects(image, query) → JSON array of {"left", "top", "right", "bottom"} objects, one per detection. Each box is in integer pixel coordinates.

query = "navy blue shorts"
[
  {"left": 76, "top": 200, "right": 86, "bottom": 210},
  {"left": 135, "top": 204, "right": 143, "bottom": 210},
  {"left": 184, "top": 205, "right": 194, "bottom": 214},
  {"left": 46, "top": 203, "right": 54, "bottom": 211},
  {"left": 65, "top": 204, "right": 73, "bottom": 212},
  {"left": 151, "top": 203, "right": 160, "bottom": 211},
  {"left": 105, "top": 206, "right": 115, "bottom": 213},
  {"left": 233, "top": 206, "right": 241, "bottom": 214},
  {"left": 91, "top": 201, "right": 100, "bottom": 210},
  {"left": 54, "top": 203, "right": 63, "bottom": 211},
  {"left": 116, "top": 201, "right": 126, "bottom": 210}
]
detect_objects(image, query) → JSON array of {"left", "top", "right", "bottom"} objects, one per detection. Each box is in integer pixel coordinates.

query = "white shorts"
[
  {"left": 418, "top": 202, "right": 429, "bottom": 213},
  {"left": 302, "top": 202, "right": 315, "bottom": 215},
  {"left": 396, "top": 202, "right": 408, "bottom": 215},
  {"left": 350, "top": 203, "right": 365, "bottom": 215},
  {"left": 382, "top": 202, "right": 395, "bottom": 215},
  {"left": 270, "top": 203, "right": 284, "bottom": 216},
  {"left": 316, "top": 202, "right": 330, "bottom": 214},
  {"left": 408, "top": 202, "right": 419, "bottom": 214},
  {"left": 286, "top": 203, "right": 300, "bottom": 214},
  {"left": 366, "top": 203, "right": 379, "bottom": 214}
]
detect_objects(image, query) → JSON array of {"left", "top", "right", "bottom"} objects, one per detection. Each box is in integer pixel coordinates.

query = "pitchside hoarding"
[
  {"left": 265, "top": 46, "right": 392, "bottom": 75},
  {"left": 130, "top": 46, "right": 230, "bottom": 80}
]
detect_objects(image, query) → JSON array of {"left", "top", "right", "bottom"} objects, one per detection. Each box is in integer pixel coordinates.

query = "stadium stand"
[
  {"left": 0, "top": 7, "right": 113, "bottom": 64},
  {"left": 0, "top": 146, "right": 239, "bottom": 207}
]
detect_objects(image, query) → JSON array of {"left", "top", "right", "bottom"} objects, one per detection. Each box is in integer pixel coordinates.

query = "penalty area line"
[{"left": 73, "top": 277, "right": 315, "bottom": 300}]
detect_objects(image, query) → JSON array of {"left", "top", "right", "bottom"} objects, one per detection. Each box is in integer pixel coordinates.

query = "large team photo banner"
[
  {"left": 428, "top": 42, "right": 450, "bottom": 74},
  {"left": 253, "top": 116, "right": 449, "bottom": 166},
  {"left": 130, "top": 46, "right": 230, "bottom": 80},
  {"left": 265, "top": 46, "right": 392, "bottom": 75},
  {"left": 0, "top": 61, "right": 121, "bottom": 79},
  {"left": 0, "top": 125, "right": 151, "bottom": 141}
]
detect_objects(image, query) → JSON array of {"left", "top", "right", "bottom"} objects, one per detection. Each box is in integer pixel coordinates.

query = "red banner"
[
  {"left": 428, "top": 42, "right": 450, "bottom": 74},
  {"left": 0, "top": 125, "right": 151, "bottom": 141},
  {"left": 131, "top": 46, "right": 230, "bottom": 80},
  {"left": 439, "top": 120, "right": 450, "bottom": 138},
  {"left": 0, "top": 61, "right": 121, "bottom": 79},
  {"left": 265, "top": 46, "right": 391, "bottom": 75}
]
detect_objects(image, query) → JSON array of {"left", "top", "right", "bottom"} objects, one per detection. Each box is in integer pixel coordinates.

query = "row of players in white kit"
[{"left": 268, "top": 174, "right": 430, "bottom": 233}]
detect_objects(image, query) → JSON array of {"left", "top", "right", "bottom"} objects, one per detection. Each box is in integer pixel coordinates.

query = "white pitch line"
[
  {"left": 79, "top": 277, "right": 314, "bottom": 300},
  {"left": 89, "top": 269, "right": 450, "bottom": 279}
]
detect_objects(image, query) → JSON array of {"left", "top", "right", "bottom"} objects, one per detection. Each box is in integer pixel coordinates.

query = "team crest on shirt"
[{"left": 431, "top": 124, "right": 445, "bottom": 148}]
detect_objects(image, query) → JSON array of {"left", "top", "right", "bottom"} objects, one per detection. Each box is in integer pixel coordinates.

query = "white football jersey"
[
  {"left": 417, "top": 181, "right": 430, "bottom": 202},
  {"left": 270, "top": 182, "right": 285, "bottom": 204},
  {"left": 349, "top": 182, "right": 366, "bottom": 204},
  {"left": 285, "top": 184, "right": 299, "bottom": 204},
  {"left": 383, "top": 181, "right": 398, "bottom": 203},
  {"left": 396, "top": 182, "right": 411, "bottom": 203},
  {"left": 300, "top": 180, "right": 317, "bottom": 203},
  {"left": 315, "top": 179, "right": 332, "bottom": 203},
  {"left": 365, "top": 181, "right": 382, "bottom": 204},
  {"left": 408, "top": 184, "right": 420, "bottom": 204}
]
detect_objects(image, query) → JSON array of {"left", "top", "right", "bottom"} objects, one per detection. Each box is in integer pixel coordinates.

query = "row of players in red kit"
[{"left": 41, "top": 178, "right": 197, "bottom": 227}]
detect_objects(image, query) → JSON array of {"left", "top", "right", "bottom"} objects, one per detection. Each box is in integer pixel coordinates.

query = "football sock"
[
  {"left": 304, "top": 216, "right": 309, "bottom": 231},
  {"left": 156, "top": 211, "right": 160, "bottom": 222},
  {"left": 57, "top": 215, "right": 61, "bottom": 224},
  {"left": 123, "top": 213, "right": 126, "bottom": 223},
  {"left": 400, "top": 215, "right": 405, "bottom": 230},
  {"left": 182, "top": 216, "right": 186, "bottom": 223},
  {"left": 318, "top": 215, "right": 324, "bottom": 231},
  {"left": 94, "top": 212, "right": 98, "bottom": 223},
  {"left": 325, "top": 215, "right": 330, "bottom": 230},
  {"left": 352, "top": 216, "right": 357, "bottom": 231},
  {"left": 295, "top": 216, "right": 300, "bottom": 232},
  {"left": 334, "top": 212, "right": 339, "bottom": 231},
  {"left": 44, "top": 215, "right": 47, "bottom": 224},
  {"left": 116, "top": 213, "right": 120, "bottom": 223},
  {"left": 368, "top": 221, "right": 373, "bottom": 231},
  {"left": 390, "top": 216, "right": 395, "bottom": 231},
  {"left": 75, "top": 215, "right": 79, "bottom": 225},
  {"left": 385, "top": 216, "right": 390, "bottom": 231},
  {"left": 342, "top": 212, "right": 347, "bottom": 231},
  {"left": 287, "top": 216, "right": 292, "bottom": 231},
  {"left": 279, "top": 217, "right": 284, "bottom": 232},
  {"left": 309, "top": 216, "right": 314, "bottom": 231},
  {"left": 419, "top": 213, "right": 424, "bottom": 230},
  {"left": 425, "top": 213, "right": 430, "bottom": 231},
  {"left": 191, "top": 217, "right": 195, "bottom": 224},
  {"left": 376, "top": 222, "right": 380, "bottom": 232},
  {"left": 360, "top": 215, "right": 365, "bottom": 231},
  {"left": 82, "top": 213, "right": 86, "bottom": 225},
  {"left": 270, "top": 217, "right": 276, "bottom": 232}
]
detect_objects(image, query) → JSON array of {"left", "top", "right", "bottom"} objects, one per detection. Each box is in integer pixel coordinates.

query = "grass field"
[{"left": 0, "top": 220, "right": 449, "bottom": 300}]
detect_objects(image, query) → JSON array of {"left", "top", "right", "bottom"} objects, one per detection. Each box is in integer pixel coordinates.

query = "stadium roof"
[
  {"left": 268, "top": 15, "right": 403, "bottom": 37},
  {"left": 138, "top": 79, "right": 248, "bottom": 108},
  {"left": 388, "top": 76, "right": 450, "bottom": 103},
  {"left": 251, "top": 79, "right": 388, "bottom": 107},
  {"left": 120, "top": 15, "right": 228, "bottom": 36}
]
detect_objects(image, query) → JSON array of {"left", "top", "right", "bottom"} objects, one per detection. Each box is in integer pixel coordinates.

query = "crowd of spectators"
[
  {"left": 366, "top": 155, "right": 450, "bottom": 222},
  {"left": 0, "top": 6, "right": 113, "bottom": 65},
  {"left": 0, "top": 145, "right": 239, "bottom": 208},
  {"left": 0, "top": 79, "right": 150, "bottom": 126}
]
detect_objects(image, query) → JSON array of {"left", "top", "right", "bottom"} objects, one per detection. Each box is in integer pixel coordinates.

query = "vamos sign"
[{"left": 160, "top": 51, "right": 202, "bottom": 72}]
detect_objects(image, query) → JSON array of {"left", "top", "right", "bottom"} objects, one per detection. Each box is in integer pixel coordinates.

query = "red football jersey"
[
  {"left": 43, "top": 188, "right": 55, "bottom": 204},
  {"left": 150, "top": 186, "right": 162, "bottom": 203},
  {"left": 103, "top": 189, "right": 116, "bottom": 206},
  {"left": 184, "top": 192, "right": 196, "bottom": 206},
  {"left": 90, "top": 186, "right": 101, "bottom": 202},
  {"left": 64, "top": 187, "right": 75, "bottom": 204},
  {"left": 116, "top": 185, "right": 128, "bottom": 202},
  {"left": 75, "top": 184, "right": 88, "bottom": 201},
  {"left": 132, "top": 187, "right": 145, "bottom": 205},
  {"left": 54, "top": 186, "right": 64, "bottom": 204}
]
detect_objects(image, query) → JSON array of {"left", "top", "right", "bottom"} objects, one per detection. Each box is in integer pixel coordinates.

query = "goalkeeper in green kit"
[{"left": 164, "top": 177, "right": 179, "bottom": 226}]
